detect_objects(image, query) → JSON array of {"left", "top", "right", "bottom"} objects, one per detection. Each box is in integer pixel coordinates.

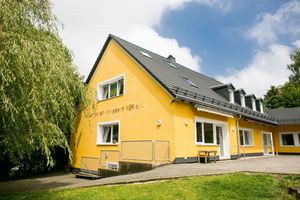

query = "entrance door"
[
  {"left": 216, "top": 125, "right": 230, "bottom": 159},
  {"left": 262, "top": 132, "right": 274, "bottom": 155}
]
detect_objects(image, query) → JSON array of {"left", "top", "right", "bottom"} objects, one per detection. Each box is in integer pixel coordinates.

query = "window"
[
  {"left": 167, "top": 61, "right": 177, "bottom": 68},
  {"left": 280, "top": 133, "right": 300, "bottom": 146},
  {"left": 140, "top": 51, "right": 152, "bottom": 58},
  {"left": 97, "top": 121, "right": 120, "bottom": 145},
  {"left": 252, "top": 99, "right": 256, "bottom": 111},
  {"left": 239, "top": 129, "right": 253, "bottom": 146},
  {"left": 240, "top": 94, "right": 246, "bottom": 107},
  {"left": 229, "top": 89, "right": 234, "bottom": 103},
  {"left": 181, "top": 77, "right": 198, "bottom": 88},
  {"left": 97, "top": 75, "right": 124, "bottom": 101},
  {"left": 195, "top": 120, "right": 225, "bottom": 145},
  {"left": 259, "top": 102, "right": 264, "bottom": 113}
]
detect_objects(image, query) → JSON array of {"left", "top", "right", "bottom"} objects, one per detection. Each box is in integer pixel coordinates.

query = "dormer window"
[
  {"left": 255, "top": 98, "right": 264, "bottom": 113},
  {"left": 229, "top": 89, "right": 234, "bottom": 103},
  {"left": 252, "top": 99, "right": 256, "bottom": 111},
  {"left": 240, "top": 94, "right": 246, "bottom": 107},
  {"left": 245, "top": 94, "right": 257, "bottom": 111},
  {"left": 97, "top": 74, "right": 125, "bottom": 101},
  {"left": 211, "top": 83, "right": 235, "bottom": 103}
]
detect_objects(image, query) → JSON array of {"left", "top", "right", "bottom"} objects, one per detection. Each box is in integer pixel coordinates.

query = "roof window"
[
  {"left": 181, "top": 77, "right": 198, "bottom": 88},
  {"left": 140, "top": 51, "right": 152, "bottom": 58},
  {"left": 167, "top": 61, "right": 177, "bottom": 68}
]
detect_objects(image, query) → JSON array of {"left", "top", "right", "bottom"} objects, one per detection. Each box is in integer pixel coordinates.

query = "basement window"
[
  {"left": 140, "top": 51, "right": 152, "bottom": 58},
  {"left": 97, "top": 74, "right": 124, "bottom": 101},
  {"left": 181, "top": 77, "right": 198, "bottom": 88},
  {"left": 97, "top": 121, "right": 120, "bottom": 145},
  {"left": 239, "top": 129, "right": 254, "bottom": 146}
]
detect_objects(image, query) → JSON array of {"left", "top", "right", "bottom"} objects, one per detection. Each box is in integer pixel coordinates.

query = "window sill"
[
  {"left": 97, "top": 143, "right": 119, "bottom": 146},
  {"left": 97, "top": 94, "right": 124, "bottom": 102},
  {"left": 196, "top": 143, "right": 219, "bottom": 146},
  {"left": 240, "top": 145, "right": 255, "bottom": 147},
  {"left": 280, "top": 145, "right": 299, "bottom": 147}
]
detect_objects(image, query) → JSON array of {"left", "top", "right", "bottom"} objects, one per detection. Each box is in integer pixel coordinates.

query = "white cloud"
[
  {"left": 216, "top": 44, "right": 292, "bottom": 97},
  {"left": 51, "top": 0, "right": 232, "bottom": 78},
  {"left": 248, "top": 1, "right": 300, "bottom": 45},
  {"left": 293, "top": 40, "right": 300, "bottom": 48}
]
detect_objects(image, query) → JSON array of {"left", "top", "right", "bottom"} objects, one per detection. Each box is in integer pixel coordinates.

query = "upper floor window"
[
  {"left": 97, "top": 121, "right": 120, "bottom": 145},
  {"left": 97, "top": 74, "right": 124, "bottom": 101},
  {"left": 239, "top": 129, "right": 254, "bottom": 146}
]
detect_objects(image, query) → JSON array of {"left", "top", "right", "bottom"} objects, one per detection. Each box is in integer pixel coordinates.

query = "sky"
[{"left": 52, "top": 0, "right": 300, "bottom": 97}]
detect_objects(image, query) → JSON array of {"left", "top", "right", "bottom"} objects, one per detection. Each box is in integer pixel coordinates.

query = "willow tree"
[{"left": 0, "top": 0, "right": 86, "bottom": 168}]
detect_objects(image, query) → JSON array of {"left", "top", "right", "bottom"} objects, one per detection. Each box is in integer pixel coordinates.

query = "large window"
[
  {"left": 280, "top": 133, "right": 300, "bottom": 146},
  {"left": 239, "top": 129, "right": 254, "bottom": 146},
  {"left": 196, "top": 120, "right": 225, "bottom": 145},
  {"left": 97, "top": 75, "right": 124, "bottom": 101},
  {"left": 97, "top": 121, "right": 120, "bottom": 145}
]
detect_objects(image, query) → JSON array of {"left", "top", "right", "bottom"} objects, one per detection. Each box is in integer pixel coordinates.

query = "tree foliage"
[
  {"left": 288, "top": 48, "right": 300, "bottom": 85},
  {"left": 264, "top": 48, "right": 300, "bottom": 109},
  {"left": 0, "top": 0, "right": 86, "bottom": 167}
]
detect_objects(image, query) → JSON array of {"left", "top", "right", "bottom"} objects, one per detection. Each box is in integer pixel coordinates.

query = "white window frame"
[
  {"left": 229, "top": 89, "right": 234, "bottom": 103},
  {"left": 97, "top": 74, "right": 125, "bottom": 101},
  {"left": 259, "top": 102, "right": 264, "bottom": 113},
  {"left": 240, "top": 94, "right": 246, "bottom": 107},
  {"left": 279, "top": 132, "right": 300, "bottom": 147},
  {"left": 239, "top": 128, "right": 254, "bottom": 146},
  {"left": 97, "top": 120, "right": 120, "bottom": 145},
  {"left": 195, "top": 117, "right": 227, "bottom": 145},
  {"left": 251, "top": 99, "right": 256, "bottom": 111}
]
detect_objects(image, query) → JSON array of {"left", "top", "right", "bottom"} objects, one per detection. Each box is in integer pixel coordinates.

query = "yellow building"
[{"left": 72, "top": 35, "right": 300, "bottom": 175}]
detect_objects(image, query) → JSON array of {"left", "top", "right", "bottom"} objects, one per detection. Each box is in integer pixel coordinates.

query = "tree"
[
  {"left": 0, "top": 0, "right": 86, "bottom": 171},
  {"left": 288, "top": 48, "right": 300, "bottom": 85},
  {"left": 264, "top": 86, "right": 282, "bottom": 109},
  {"left": 264, "top": 48, "right": 300, "bottom": 109}
]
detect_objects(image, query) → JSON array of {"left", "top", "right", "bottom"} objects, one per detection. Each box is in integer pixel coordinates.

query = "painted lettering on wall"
[{"left": 84, "top": 102, "right": 144, "bottom": 118}]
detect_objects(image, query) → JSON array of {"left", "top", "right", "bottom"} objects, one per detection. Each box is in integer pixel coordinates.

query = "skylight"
[
  {"left": 140, "top": 51, "right": 152, "bottom": 58},
  {"left": 181, "top": 77, "right": 198, "bottom": 88},
  {"left": 167, "top": 61, "right": 177, "bottom": 68}
]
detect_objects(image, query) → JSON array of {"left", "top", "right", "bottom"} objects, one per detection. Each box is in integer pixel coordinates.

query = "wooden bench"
[{"left": 197, "top": 150, "right": 217, "bottom": 163}]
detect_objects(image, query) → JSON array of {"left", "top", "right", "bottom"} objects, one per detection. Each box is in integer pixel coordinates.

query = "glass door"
[
  {"left": 216, "top": 126, "right": 224, "bottom": 158},
  {"left": 262, "top": 132, "right": 274, "bottom": 155}
]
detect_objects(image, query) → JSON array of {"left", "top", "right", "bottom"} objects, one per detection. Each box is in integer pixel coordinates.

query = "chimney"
[{"left": 167, "top": 55, "right": 176, "bottom": 63}]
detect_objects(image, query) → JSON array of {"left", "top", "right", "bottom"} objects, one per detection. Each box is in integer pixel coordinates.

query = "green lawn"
[{"left": 2, "top": 173, "right": 300, "bottom": 200}]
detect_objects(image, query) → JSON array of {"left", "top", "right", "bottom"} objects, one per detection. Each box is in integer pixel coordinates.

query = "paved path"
[{"left": 1, "top": 155, "right": 299, "bottom": 193}]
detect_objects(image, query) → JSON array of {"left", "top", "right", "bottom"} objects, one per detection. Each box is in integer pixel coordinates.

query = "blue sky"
[
  {"left": 52, "top": 0, "right": 300, "bottom": 97},
  {"left": 157, "top": 0, "right": 289, "bottom": 76}
]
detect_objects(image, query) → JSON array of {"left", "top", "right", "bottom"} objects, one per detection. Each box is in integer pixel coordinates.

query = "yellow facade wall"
[
  {"left": 71, "top": 38, "right": 299, "bottom": 170},
  {"left": 273, "top": 124, "right": 300, "bottom": 154},
  {"left": 71, "top": 39, "right": 177, "bottom": 169}
]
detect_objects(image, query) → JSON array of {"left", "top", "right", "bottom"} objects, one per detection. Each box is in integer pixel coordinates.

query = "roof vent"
[{"left": 167, "top": 55, "right": 176, "bottom": 63}]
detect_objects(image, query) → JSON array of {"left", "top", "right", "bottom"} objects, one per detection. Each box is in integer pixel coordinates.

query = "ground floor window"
[
  {"left": 97, "top": 121, "right": 120, "bottom": 145},
  {"left": 239, "top": 129, "right": 254, "bottom": 146},
  {"left": 195, "top": 119, "right": 225, "bottom": 145},
  {"left": 280, "top": 132, "right": 300, "bottom": 146}
]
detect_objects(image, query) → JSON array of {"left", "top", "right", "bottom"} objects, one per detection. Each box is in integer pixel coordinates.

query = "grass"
[{"left": 1, "top": 173, "right": 300, "bottom": 200}]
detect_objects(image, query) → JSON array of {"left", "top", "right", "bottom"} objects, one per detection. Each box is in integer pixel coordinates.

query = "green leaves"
[
  {"left": 264, "top": 48, "right": 300, "bottom": 109},
  {"left": 0, "top": 0, "right": 86, "bottom": 167}
]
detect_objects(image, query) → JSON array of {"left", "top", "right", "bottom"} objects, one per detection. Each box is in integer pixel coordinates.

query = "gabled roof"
[
  {"left": 86, "top": 34, "right": 277, "bottom": 125},
  {"left": 265, "top": 107, "right": 300, "bottom": 125}
]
